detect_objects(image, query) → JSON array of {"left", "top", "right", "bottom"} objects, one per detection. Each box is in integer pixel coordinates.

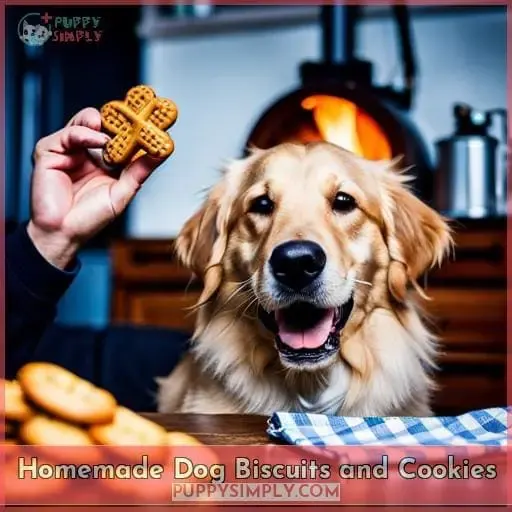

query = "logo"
[{"left": 18, "top": 12, "right": 103, "bottom": 46}]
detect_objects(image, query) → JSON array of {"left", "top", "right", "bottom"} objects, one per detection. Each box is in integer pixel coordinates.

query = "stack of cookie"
[{"left": 3, "top": 362, "right": 202, "bottom": 447}]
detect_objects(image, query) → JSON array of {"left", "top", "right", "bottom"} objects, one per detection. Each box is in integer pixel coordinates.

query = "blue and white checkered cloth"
[{"left": 267, "top": 407, "right": 511, "bottom": 446}]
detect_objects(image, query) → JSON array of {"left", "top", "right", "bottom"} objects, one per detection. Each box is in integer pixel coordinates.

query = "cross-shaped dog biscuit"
[{"left": 100, "top": 85, "right": 178, "bottom": 166}]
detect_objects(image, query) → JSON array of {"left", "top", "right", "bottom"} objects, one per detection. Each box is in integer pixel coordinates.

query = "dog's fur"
[{"left": 157, "top": 142, "right": 452, "bottom": 416}]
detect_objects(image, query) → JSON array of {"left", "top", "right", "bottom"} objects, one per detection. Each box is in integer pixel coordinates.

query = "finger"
[
  {"left": 121, "top": 154, "right": 164, "bottom": 186},
  {"left": 61, "top": 125, "right": 110, "bottom": 151},
  {"left": 37, "top": 151, "right": 88, "bottom": 171},
  {"left": 35, "top": 126, "right": 109, "bottom": 157},
  {"left": 109, "top": 155, "right": 165, "bottom": 215},
  {"left": 66, "top": 107, "right": 102, "bottom": 131}
]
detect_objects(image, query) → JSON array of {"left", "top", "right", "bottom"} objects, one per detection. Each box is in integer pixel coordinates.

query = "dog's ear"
[
  {"left": 175, "top": 185, "right": 221, "bottom": 276},
  {"left": 175, "top": 154, "right": 260, "bottom": 304},
  {"left": 382, "top": 171, "right": 452, "bottom": 303},
  {"left": 175, "top": 182, "right": 231, "bottom": 303}
]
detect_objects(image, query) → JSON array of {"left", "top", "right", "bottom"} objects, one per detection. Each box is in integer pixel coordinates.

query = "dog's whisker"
[
  {"left": 213, "top": 271, "right": 259, "bottom": 317},
  {"left": 205, "top": 284, "right": 260, "bottom": 339},
  {"left": 240, "top": 295, "right": 260, "bottom": 320},
  {"left": 198, "top": 302, "right": 244, "bottom": 339},
  {"left": 213, "top": 279, "right": 253, "bottom": 317},
  {"left": 218, "top": 284, "right": 250, "bottom": 310},
  {"left": 226, "top": 276, "right": 253, "bottom": 287},
  {"left": 191, "top": 277, "right": 258, "bottom": 339},
  {"left": 213, "top": 300, "right": 255, "bottom": 338},
  {"left": 353, "top": 278, "right": 373, "bottom": 287}
]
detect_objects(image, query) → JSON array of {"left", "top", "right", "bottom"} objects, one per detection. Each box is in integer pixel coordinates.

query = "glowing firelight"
[{"left": 301, "top": 95, "right": 392, "bottom": 160}]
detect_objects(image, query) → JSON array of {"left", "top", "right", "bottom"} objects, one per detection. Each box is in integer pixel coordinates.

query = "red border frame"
[{"left": 1, "top": 1, "right": 510, "bottom": 509}]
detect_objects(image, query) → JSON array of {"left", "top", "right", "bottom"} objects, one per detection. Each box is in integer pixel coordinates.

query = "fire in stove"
[
  {"left": 245, "top": 6, "right": 435, "bottom": 203},
  {"left": 301, "top": 95, "right": 392, "bottom": 160}
]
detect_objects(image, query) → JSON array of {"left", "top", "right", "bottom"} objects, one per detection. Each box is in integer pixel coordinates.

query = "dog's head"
[{"left": 176, "top": 142, "right": 452, "bottom": 372}]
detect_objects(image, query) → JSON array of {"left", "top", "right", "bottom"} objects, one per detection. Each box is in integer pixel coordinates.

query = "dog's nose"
[{"left": 269, "top": 240, "right": 326, "bottom": 291}]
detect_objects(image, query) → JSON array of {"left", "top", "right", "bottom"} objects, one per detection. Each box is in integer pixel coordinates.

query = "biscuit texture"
[
  {"left": 17, "top": 362, "right": 116, "bottom": 425},
  {"left": 101, "top": 85, "right": 178, "bottom": 166},
  {"left": 89, "top": 407, "right": 167, "bottom": 446},
  {"left": 19, "top": 415, "right": 95, "bottom": 446}
]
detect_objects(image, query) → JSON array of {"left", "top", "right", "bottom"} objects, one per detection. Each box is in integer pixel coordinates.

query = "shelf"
[
  {"left": 137, "top": 6, "right": 319, "bottom": 40},
  {"left": 137, "top": 5, "right": 504, "bottom": 41}
]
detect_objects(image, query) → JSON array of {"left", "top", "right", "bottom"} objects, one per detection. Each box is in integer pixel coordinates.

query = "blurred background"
[{"left": 5, "top": 4, "right": 508, "bottom": 414}]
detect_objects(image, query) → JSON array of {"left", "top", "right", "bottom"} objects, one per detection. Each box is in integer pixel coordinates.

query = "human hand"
[{"left": 27, "top": 108, "right": 163, "bottom": 269}]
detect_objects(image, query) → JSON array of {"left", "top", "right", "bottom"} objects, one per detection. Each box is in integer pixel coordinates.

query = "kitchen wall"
[{"left": 130, "top": 7, "right": 507, "bottom": 238}]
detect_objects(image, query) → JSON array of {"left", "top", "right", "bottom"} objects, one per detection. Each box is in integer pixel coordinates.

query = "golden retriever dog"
[{"left": 157, "top": 142, "right": 452, "bottom": 417}]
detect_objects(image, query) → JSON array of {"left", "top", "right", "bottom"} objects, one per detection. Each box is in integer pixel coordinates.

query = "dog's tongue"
[{"left": 275, "top": 308, "right": 335, "bottom": 349}]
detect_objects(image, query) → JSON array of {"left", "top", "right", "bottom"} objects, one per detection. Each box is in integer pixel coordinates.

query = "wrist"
[{"left": 27, "top": 221, "right": 80, "bottom": 270}]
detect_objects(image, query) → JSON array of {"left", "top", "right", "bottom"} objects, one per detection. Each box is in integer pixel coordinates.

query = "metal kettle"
[{"left": 434, "top": 103, "right": 507, "bottom": 218}]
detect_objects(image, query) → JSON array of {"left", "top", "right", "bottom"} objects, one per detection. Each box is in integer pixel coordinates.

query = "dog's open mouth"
[{"left": 258, "top": 298, "right": 354, "bottom": 367}]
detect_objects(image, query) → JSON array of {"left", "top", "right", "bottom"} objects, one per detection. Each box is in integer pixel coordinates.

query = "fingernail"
[{"left": 87, "top": 147, "right": 116, "bottom": 172}]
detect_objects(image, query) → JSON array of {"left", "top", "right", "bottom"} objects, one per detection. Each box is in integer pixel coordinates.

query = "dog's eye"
[
  {"left": 248, "top": 194, "right": 274, "bottom": 215},
  {"left": 332, "top": 192, "right": 356, "bottom": 213}
]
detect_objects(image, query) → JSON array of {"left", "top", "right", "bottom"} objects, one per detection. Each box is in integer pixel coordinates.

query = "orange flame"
[{"left": 301, "top": 95, "right": 392, "bottom": 160}]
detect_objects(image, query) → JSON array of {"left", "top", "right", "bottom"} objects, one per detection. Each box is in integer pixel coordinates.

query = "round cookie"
[
  {"left": 19, "top": 415, "right": 95, "bottom": 446},
  {"left": 4, "top": 379, "right": 35, "bottom": 422},
  {"left": 89, "top": 407, "right": 167, "bottom": 446},
  {"left": 17, "top": 362, "right": 116, "bottom": 425}
]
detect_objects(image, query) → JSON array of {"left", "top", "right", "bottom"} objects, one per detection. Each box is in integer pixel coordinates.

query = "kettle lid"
[{"left": 453, "top": 103, "right": 492, "bottom": 136}]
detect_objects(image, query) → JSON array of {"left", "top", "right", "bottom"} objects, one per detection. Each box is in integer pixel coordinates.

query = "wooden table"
[{"left": 144, "top": 413, "right": 273, "bottom": 445}]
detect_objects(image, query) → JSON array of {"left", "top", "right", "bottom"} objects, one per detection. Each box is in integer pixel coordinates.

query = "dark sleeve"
[
  {"left": 6, "top": 224, "right": 190, "bottom": 412},
  {"left": 6, "top": 222, "right": 81, "bottom": 377}
]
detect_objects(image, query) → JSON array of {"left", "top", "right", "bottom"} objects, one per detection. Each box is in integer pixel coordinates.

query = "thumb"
[{"left": 108, "top": 154, "right": 164, "bottom": 215}]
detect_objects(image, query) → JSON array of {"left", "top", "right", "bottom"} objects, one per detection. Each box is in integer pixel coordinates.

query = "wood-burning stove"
[{"left": 245, "top": 6, "right": 434, "bottom": 203}]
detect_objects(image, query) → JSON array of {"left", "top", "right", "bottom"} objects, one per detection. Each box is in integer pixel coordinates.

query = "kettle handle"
[
  {"left": 488, "top": 109, "right": 508, "bottom": 215},
  {"left": 488, "top": 108, "right": 508, "bottom": 142}
]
